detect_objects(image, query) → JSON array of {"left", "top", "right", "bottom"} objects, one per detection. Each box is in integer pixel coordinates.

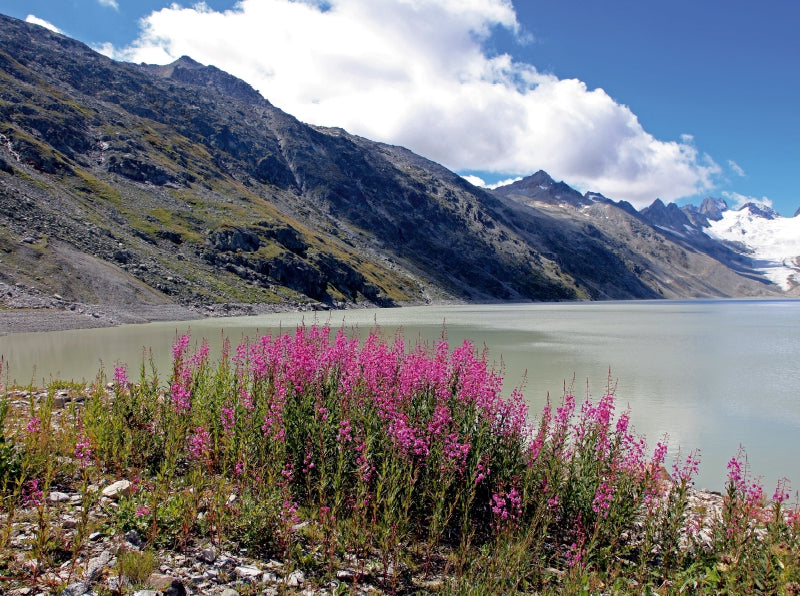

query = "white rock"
[
  {"left": 48, "top": 491, "right": 70, "bottom": 503},
  {"left": 286, "top": 569, "right": 305, "bottom": 587},
  {"left": 234, "top": 565, "right": 262, "bottom": 579},
  {"left": 101, "top": 480, "right": 131, "bottom": 499}
]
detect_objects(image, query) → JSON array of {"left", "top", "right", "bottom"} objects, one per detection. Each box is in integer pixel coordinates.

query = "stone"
[
  {"left": 62, "top": 516, "right": 78, "bottom": 529},
  {"left": 124, "top": 529, "right": 143, "bottom": 548},
  {"left": 48, "top": 491, "right": 71, "bottom": 503},
  {"left": 234, "top": 565, "right": 262, "bottom": 579},
  {"left": 163, "top": 580, "right": 187, "bottom": 596},
  {"left": 148, "top": 573, "right": 179, "bottom": 590},
  {"left": 336, "top": 569, "right": 355, "bottom": 581},
  {"left": 101, "top": 479, "right": 131, "bottom": 499},
  {"left": 60, "top": 582, "right": 90, "bottom": 596},
  {"left": 86, "top": 550, "right": 113, "bottom": 582},
  {"left": 286, "top": 569, "right": 305, "bottom": 587},
  {"left": 221, "top": 589, "right": 239, "bottom": 596},
  {"left": 197, "top": 547, "right": 217, "bottom": 563}
]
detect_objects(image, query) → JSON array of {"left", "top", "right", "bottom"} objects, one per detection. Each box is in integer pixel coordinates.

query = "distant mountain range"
[{"left": 0, "top": 13, "right": 796, "bottom": 318}]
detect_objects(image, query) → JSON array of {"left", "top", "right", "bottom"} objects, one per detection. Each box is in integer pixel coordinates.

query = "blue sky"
[{"left": 1, "top": 0, "right": 798, "bottom": 215}]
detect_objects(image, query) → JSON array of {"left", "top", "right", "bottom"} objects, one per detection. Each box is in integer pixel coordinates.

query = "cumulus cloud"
[
  {"left": 486, "top": 176, "right": 523, "bottom": 189},
  {"left": 728, "top": 159, "right": 746, "bottom": 177},
  {"left": 25, "top": 14, "right": 63, "bottom": 33},
  {"left": 104, "top": 0, "right": 720, "bottom": 208},
  {"left": 461, "top": 175, "right": 487, "bottom": 187}
]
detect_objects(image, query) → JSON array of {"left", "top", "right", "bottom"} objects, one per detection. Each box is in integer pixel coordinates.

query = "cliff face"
[{"left": 0, "top": 14, "right": 781, "bottom": 313}]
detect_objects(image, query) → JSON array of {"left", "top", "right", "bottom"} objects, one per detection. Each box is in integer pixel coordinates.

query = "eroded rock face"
[
  {"left": 108, "top": 156, "right": 176, "bottom": 186},
  {"left": 207, "top": 227, "right": 261, "bottom": 253}
]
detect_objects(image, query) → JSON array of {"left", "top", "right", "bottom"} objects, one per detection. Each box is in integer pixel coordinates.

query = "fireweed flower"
[
  {"left": 474, "top": 460, "right": 490, "bottom": 485},
  {"left": 74, "top": 436, "right": 92, "bottom": 468},
  {"left": 220, "top": 406, "right": 235, "bottom": 433},
  {"left": 727, "top": 454, "right": 744, "bottom": 490},
  {"left": 23, "top": 478, "right": 43, "bottom": 507},
  {"left": 188, "top": 426, "right": 211, "bottom": 461},
  {"left": 337, "top": 419, "right": 353, "bottom": 445},
  {"left": 171, "top": 333, "right": 191, "bottom": 361},
  {"left": 135, "top": 505, "right": 151, "bottom": 518},
  {"left": 282, "top": 500, "right": 300, "bottom": 525},
  {"left": 592, "top": 479, "right": 614, "bottom": 518},
  {"left": 114, "top": 365, "right": 129, "bottom": 387},
  {"left": 189, "top": 339, "right": 210, "bottom": 368},
  {"left": 170, "top": 381, "right": 192, "bottom": 414},
  {"left": 773, "top": 478, "right": 791, "bottom": 505},
  {"left": 673, "top": 449, "right": 701, "bottom": 486},
  {"left": 25, "top": 416, "right": 41, "bottom": 434},
  {"left": 566, "top": 541, "right": 585, "bottom": 569}
]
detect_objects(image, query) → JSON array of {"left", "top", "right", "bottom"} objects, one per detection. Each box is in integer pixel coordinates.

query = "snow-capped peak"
[
  {"left": 738, "top": 202, "right": 778, "bottom": 220},
  {"left": 706, "top": 206, "right": 800, "bottom": 290}
]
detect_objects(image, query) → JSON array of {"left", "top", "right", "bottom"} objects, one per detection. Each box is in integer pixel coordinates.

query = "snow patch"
[{"left": 707, "top": 209, "right": 800, "bottom": 290}]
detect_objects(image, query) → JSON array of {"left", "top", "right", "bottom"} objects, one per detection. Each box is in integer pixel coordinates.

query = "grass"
[{"left": 0, "top": 326, "right": 798, "bottom": 594}]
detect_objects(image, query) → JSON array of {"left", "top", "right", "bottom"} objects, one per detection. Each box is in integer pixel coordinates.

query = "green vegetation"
[{"left": 0, "top": 327, "right": 797, "bottom": 594}]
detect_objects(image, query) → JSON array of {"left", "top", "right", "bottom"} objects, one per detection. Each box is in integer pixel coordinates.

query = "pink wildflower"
[
  {"left": 74, "top": 436, "right": 92, "bottom": 468},
  {"left": 188, "top": 426, "right": 211, "bottom": 461},
  {"left": 189, "top": 339, "right": 210, "bottom": 367},
  {"left": 592, "top": 480, "right": 614, "bottom": 518},
  {"left": 566, "top": 541, "right": 585, "bottom": 569},
  {"left": 23, "top": 478, "right": 43, "bottom": 507},
  {"left": 25, "top": 416, "right": 41, "bottom": 434},
  {"left": 170, "top": 381, "right": 191, "bottom": 414},
  {"left": 220, "top": 406, "right": 235, "bottom": 432},
  {"left": 171, "top": 333, "right": 191, "bottom": 361},
  {"left": 337, "top": 419, "right": 353, "bottom": 445},
  {"left": 773, "top": 478, "right": 791, "bottom": 505},
  {"left": 114, "top": 365, "right": 129, "bottom": 387}
]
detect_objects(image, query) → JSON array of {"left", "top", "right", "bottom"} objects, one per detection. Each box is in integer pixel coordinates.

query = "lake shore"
[{"left": 0, "top": 278, "right": 457, "bottom": 336}]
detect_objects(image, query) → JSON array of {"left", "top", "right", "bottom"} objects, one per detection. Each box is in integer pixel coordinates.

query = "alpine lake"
[{"left": 2, "top": 299, "right": 799, "bottom": 493}]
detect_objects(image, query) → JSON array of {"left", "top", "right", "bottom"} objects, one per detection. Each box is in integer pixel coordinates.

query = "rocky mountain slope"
[
  {"left": 0, "top": 14, "right": 787, "bottom": 325},
  {"left": 492, "top": 171, "right": 784, "bottom": 299}
]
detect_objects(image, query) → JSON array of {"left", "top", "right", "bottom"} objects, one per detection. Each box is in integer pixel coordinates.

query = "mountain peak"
[
  {"left": 146, "top": 55, "right": 266, "bottom": 105},
  {"left": 493, "top": 170, "right": 592, "bottom": 207},
  {"left": 698, "top": 197, "right": 728, "bottom": 221},
  {"left": 739, "top": 202, "right": 778, "bottom": 220}
]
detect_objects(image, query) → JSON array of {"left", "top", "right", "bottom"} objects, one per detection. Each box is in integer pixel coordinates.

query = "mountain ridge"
[{"left": 0, "top": 13, "right": 790, "bottom": 330}]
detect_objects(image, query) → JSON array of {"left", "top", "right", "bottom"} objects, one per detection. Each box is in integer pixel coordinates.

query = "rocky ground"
[{"left": 0, "top": 280, "right": 381, "bottom": 336}]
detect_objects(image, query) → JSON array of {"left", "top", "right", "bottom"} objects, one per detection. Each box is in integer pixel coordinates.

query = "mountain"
[
  {"left": 492, "top": 178, "right": 780, "bottom": 299},
  {"left": 0, "top": 14, "right": 787, "bottom": 322},
  {"left": 703, "top": 202, "right": 800, "bottom": 291}
]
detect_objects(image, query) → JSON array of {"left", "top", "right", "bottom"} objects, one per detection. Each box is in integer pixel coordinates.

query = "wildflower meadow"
[{"left": 0, "top": 325, "right": 798, "bottom": 594}]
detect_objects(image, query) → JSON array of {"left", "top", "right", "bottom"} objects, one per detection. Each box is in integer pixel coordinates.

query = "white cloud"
[
  {"left": 461, "top": 175, "right": 487, "bottom": 187},
  {"left": 106, "top": 0, "right": 720, "bottom": 208},
  {"left": 25, "top": 14, "right": 63, "bottom": 33},
  {"left": 486, "top": 176, "right": 523, "bottom": 189},
  {"left": 728, "top": 159, "right": 746, "bottom": 177},
  {"left": 98, "top": 0, "right": 120, "bottom": 9}
]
